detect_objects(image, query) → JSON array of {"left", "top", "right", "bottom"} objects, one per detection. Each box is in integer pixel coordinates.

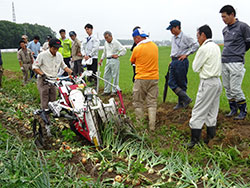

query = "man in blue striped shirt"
[{"left": 166, "top": 20, "right": 199, "bottom": 110}]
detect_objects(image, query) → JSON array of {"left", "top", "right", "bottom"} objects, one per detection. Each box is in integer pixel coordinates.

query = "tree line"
[{"left": 0, "top": 20, "right": 56, "bottom": 49}]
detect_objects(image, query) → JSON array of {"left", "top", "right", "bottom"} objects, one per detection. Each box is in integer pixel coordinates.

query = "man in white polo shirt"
[
  {"left": 187, "top": 25, "right": 222, "bottom": 148},
  {"left": 33, "top": 38, "right": 73, "bottom": 110},
  {"left": 98, "top": 31, "right": 126, "bottom": 96}
]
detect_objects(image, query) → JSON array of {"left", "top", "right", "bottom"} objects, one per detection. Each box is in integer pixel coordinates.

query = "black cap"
[
  {"left": 69, "top": 31, "right": 76, "bottom": 36},
  {"left": 166, "top": 20, "right": 181, "bottom": 30},
  {"left": 47, "top": 35, "right": 52, "bottom": 40},
  {"left": 49, "top": 38, "right": 62, "bottom": 48}
]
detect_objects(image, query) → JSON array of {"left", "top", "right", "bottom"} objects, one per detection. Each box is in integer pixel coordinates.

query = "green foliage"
[
  {"left": 61, "top": 129, "right": 76, "bottom": 142},
  {"left": 0, "top": 20, "right": 56, "bottom": 49}
]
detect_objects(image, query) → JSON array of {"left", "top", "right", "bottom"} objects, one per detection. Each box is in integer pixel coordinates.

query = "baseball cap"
[
  {"left": 47, "top": 35, "right": 52, "bottom": 40},
  {"left": 69, "top": 31, "right": 76, "bottom": 36},
  {"left": 22, "top": 35, "right": 28, "bottom": 39},
  {"left": 49, "top": 38, "right": 62, "bottom": 48},
  {"left": 132, "top": 28, "right": 149, "bottom": 37},
  {"left": 166, "top": 20, "right": 181, "bottom": 30}
]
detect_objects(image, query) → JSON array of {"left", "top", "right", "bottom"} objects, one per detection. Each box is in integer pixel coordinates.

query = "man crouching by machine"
[{"left": 32, "top": 38, "right": 73, "bottom": 135}]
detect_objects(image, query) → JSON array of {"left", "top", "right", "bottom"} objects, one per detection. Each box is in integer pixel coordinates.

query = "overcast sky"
[{"left": 0, "top": 0, "right": 249, "bottom": 41}]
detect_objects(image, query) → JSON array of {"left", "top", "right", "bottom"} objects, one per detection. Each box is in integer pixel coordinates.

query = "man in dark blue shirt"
[{"left": 220, "top": 5, "right": 250, "bottom": 120}]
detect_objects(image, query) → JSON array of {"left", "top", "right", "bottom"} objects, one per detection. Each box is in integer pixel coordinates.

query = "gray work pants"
[
  {"left": 189, "top": 77, "right": 222, "bottom": 129},
  {"left": 221, "top": 62, "right": 246, "bottom": 102},
  {"left": 22, "top": 63, "right": 32, "bottom": 84},
  {"left": 103, "top": 58, "right": 120, "bottom": 93}
]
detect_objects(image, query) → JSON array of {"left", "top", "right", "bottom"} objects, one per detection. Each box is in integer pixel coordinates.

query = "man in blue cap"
[
  {"left": 130, "top": 28, "right": 159, "bottom": 130},
  {"left": 166, "top": 20, "right": 199, "bottom": 110}
]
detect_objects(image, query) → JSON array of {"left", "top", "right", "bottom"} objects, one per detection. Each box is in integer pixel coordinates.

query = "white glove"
[{"left": 20, "top": 67, "right": 24, "bottom": 71}]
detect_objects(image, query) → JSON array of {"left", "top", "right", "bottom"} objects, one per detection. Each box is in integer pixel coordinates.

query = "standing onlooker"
[
  {"left": 28, "top": 35, "right": 40, "bottom": 79},
  {"left": 69, "top": 31, "right": 83, "bottom": 76},
  {"left": 18, "top": 35, "right": 29, "bottom": 51},
  {"left": 166, "top": 20, "right": 199, "bottom": 110},
  {"left": 219, "top": 5, "right": 250, "bottom": 120},
  {"left": 130, "top": 26, "right": 141, "bottom": 83},
  {"left": 28, "top": 35, "right": 41, "bottom": 59},
  {"left": 130, "top": 29, "right": 159, "bottom": 130},
  {"left": 0, "top": 50, "right": 3, "bottom": 88},
  {"left": 18, "top": 40, "right": 34, "bottom": 85},
  {"left": 22, "top": 35, "right": 29, "bottom": 44},
  {"left": 98, "top": 31, "right": 126, "bottom": 96},
  {"left": 42, "top": 35, "right": 52, "bottom": 51},
  {"left": 58, "top": 29, "right": 72, "bottom": 76},
  {"left": 187, "top": 25, "right": 222, "bottom": 148},
  {"left": 81, "top": 24, "right": 100, "bottom": 85}
]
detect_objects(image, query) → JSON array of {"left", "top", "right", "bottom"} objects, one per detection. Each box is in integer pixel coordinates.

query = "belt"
[
  {"left": 107, "top": 57, "right": 116, "bottom": 59},
  {"left": 171, "top": 57, "right": 187, "bottom": 61}
]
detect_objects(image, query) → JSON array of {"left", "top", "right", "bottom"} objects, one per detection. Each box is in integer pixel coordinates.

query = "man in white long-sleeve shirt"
[
  {"left": 81, "top": 24, "right": 100, "bottom": 85},
  {"left": 99, "top": 31, "right": 127, "bottom": 96},
  {"left": 187, "top": 25, "right": 222, "bottom": 148}
]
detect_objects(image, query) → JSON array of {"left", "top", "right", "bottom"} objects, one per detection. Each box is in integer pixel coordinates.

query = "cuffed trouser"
[
  {"left": 168, "top": 58, "right": 189, "bottom": 91},
  {"left": 62, "top": 57, "right": 71, "bottom": 76},
  {"left": 73, "top": 59, "right": 83, "bottom": 76},
  {"left": 103, "top": 58, "right": 120, "bottom": 93},
  {"left": 0, "top": 65, "right": 3, "bottom": 87},
  {"left": 221, "top": 62, "right": 246, "bottom": 102},
  {"left": 87, "top": 58, "right": 98, "bottom": 84},
  {"left": 189, "top": 77, "right": 222, "bottom": 129},
  {"left": 133, "top": 79, "right": 159, "bottom": 109},
  {"left": 22, "top": 63, "right": 32, "bottom": 84},
  {"left": 37, "top": 77, "right": 57, "bottom": 109}
]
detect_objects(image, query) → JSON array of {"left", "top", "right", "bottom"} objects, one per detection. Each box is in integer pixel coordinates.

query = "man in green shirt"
[{"left": 59, "top": 29, "right": 72, "bottom": 76}]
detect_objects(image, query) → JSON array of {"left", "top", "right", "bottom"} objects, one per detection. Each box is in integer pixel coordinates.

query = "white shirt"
[
  {"left": 101, "top": 38, "right": 126, "bottom": 60},
  {"left": 42, "top": 41, "right": 49, "bottom": 52},
  {"left": 33, "top": 49, "right": 67, "bottom": 78},
  {"left": 81, "top": 34, "right": 100, "bottom": 58},
  {"left": 192, "top": 39, "right": 222, "bottom": 79}
]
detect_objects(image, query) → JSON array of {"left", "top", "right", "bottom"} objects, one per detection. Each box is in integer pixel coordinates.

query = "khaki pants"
[
  {"left": 22, "top": 63, "right": 32, "bottom": 84},
  {"left": 0, "top": 65, "right": 3, "bottom": 88},
  {"left": 189, "top": 77, "right": 222, "bottom": 129},
  {"left": 37, "top": 77, "right": 57, "bottom": 109},
  {"left": 133, "top": 79, "right": 158, "bottom": 109}
]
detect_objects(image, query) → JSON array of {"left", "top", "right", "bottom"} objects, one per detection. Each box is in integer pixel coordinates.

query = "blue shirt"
[
  {"left": 27, "top": 40, "right": 41, "bottom": 58},
  {"left": 170, "top": 31, "right": 199, "bottom": 58}
]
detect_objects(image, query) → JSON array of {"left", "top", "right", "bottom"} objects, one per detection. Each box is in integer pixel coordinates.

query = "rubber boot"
[
  {"left": 135, "top": 108, "right": 144, "bottom": 125},
  {"left": 226, "top": 100, "right": 238, "bottom": 117},
  {"left": 204, "top": 126, "right": 216, "bottom": 144},
  {"left": 173, "top": 97, "right": 184, "bottom": 110},
  {"left": 234, "top": 102, "right": 247, "bottom": 120},
  {"left": 186, "top": 129, "right": 201, "bottom": 149},
  {"left": 174, "top": 87, "right": 192, "bottom": 108},
  {"left": 148, "top": 107, "right": 157, "bottom": 131}
]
